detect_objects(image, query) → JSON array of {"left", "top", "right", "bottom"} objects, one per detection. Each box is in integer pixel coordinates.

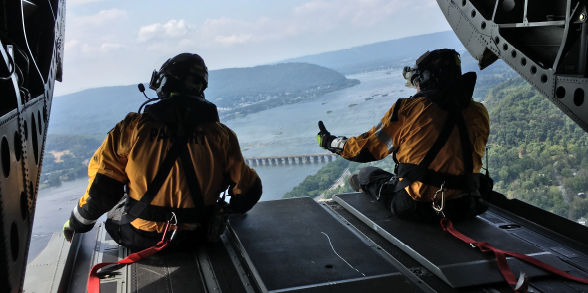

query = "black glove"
[
  {"left": 316, "top": 121, "right": 335, "bottom": 148},
  {"left": 316, "top": 121, "right": 347, "bottom": 153},
  {"left": 227, "top": 177, "right": 262, "bottom": 214}
]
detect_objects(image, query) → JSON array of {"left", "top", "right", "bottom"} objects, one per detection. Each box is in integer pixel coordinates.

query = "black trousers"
[
  {"left": 105, "top": 200, "right": 206, "bottom": 251},
  {"left": 357, "top": 166, "right": 486, "bottom": 222}
]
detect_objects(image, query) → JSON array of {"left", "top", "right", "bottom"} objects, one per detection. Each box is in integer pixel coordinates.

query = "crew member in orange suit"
[
  {"left": 63, "top": 53, "right": 262, "bottom": 249},
  {"left": 317, "top": 49, "right": 490, "bottom": 221}
]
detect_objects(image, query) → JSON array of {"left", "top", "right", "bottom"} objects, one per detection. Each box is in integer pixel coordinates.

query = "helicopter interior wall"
[
  {"left": 500, "top": 26, "right": 564, "bottom": 70},
  {"left": 0, "top": 47, "right": 19, "bottom": 116},
  {"left": 22, "top": 0, "right": 58, "bottom": 85},
  {"left": 525, "top": 1, "right": 568, "bottom": 23},
  {"left": 0, "top": 1, "right": 64, "bottom": 292}
]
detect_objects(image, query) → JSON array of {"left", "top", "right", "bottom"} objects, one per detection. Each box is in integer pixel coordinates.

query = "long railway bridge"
[{"left": 245, "top": 153, "right": 337, "bottom": 166}]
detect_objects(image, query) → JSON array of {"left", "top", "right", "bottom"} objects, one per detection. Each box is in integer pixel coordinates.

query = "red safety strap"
[
  {"left": 440, "top": 218, "right": 588, "bottom": 291},
  {"left": 87, "top": 219, "right": 177, "bottom": 293}
]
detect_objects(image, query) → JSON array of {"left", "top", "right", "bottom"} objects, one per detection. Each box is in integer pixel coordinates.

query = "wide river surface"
[{"left": 29, "top": 69, "right": 411, "bottom": 262}]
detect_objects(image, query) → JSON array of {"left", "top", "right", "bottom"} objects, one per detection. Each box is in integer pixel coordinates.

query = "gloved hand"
[
  {"left": 316, "top": 121, "right": 336, "bottom": 149},
  {"left": 316, "top": 121, "right": 347, "bottom": 153},
  {"left": 63, "top": 219, "right": 74, "bottom": 242}
]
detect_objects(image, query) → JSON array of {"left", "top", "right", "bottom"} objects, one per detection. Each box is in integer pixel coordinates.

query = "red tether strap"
[
  {"left": 440, "top": 218, "right": 588, "bottom": 291},
  {"left": 87, "top": 219, "right": 177, "bottom": 293}
]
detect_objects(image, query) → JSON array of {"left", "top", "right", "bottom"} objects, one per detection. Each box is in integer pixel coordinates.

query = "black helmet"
[
  {"left": 402, "top": 49, "right": 461, "bottom": 89},
  {"left": 149, "top": 53, "right": 208, "bottom": 99}
]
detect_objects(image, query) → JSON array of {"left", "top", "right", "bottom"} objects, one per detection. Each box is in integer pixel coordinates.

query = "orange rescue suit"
[
  {"left": 340, "top": 96, "right": 489, "bottom": 201},
  {"left": 75, "top": 103, "right": 260, "bottom": 233}
]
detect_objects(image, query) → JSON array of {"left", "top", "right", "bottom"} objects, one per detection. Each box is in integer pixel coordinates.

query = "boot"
[{"left": 348, "top": 174, "right": 361, "bottom": 192}]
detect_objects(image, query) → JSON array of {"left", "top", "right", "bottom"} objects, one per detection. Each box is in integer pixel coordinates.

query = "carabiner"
[
  {"left": 432, "top": 181, "right": 446, "bottom": 213},
  {"left": 168, "top": 211, "right": 178, "bottom": 226},
  {"left": 164, "top": 212, "right": 178, "bottom": 242}
]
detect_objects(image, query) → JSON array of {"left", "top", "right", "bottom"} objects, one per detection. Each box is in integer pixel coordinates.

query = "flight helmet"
[
  {"left": 402, "top": 49, "right": 462, "bottom": 90},
  {"left": 149, "top": 53, "right": 208, "bottom": 99}
]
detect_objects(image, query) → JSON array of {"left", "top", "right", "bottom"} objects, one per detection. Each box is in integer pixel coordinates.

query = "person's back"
[
  {"left": 317, "top": 49, "right": 490, "bottom": 221},
  {"left": 386, "top": 95, "right": 489, "bottom": 202},
  {"left": 64, "top": 53, "right": 262, "bottom": 250}
]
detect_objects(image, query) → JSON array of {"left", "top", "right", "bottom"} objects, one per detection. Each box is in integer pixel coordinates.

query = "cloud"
[
  {"left": 64, "top": 40, "right": 80, "bottom": 50},
  {"left": 79, "top": 42, "right": 124, "bottom": 54},
  {"left": 138, "top": 19, "right": 190, "bottom": 42},
  {"left": 68, "top": 0, "right": 104, "bottom": 4},
  {"left": 98, "top": 43, "right": 124, "bottom": 52},
  {"left": 215, "top": 34, "right": 253, "bottom": 45},
  {"left": 134, "top": 0, "right": 430, "bottom": 51},
  {"left": 73, "top": 9, "right": 127, "bottom": 27},
  {"left": 198, "top": 16, "right": 299, "bottom": 46},
  {"left": 293, "top": 0, "right": 411, "bottom": 27}
]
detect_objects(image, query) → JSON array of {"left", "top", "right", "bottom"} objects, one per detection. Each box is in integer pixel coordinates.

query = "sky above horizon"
[{"left": 55, "top": 0, "right": 451, "bottom": 96}]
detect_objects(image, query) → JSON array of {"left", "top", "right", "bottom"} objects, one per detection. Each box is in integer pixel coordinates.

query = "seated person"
[
  {"left": 63, "top": 53, "right": 262, "bottom": 250},
  {"left": 317, "top": 49, "right": 490, "bottom": 221}
]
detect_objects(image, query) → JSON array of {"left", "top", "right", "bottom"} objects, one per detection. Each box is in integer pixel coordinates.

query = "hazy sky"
[{"left": 55, "top": 0, "right": 451, "bottom": 96}]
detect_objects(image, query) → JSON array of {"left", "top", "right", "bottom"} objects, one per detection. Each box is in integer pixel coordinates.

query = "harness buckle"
[{"left": 432, "top": 181, "right": 446, "bottom": 215}]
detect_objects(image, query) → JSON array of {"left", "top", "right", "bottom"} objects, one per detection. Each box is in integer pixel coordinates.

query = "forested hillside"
[
  {"left": 40, "top": 135, "right": 101, "bottom": 188},
  {"left": 486, "top": 78, "right": 588, "bottom": 219},
  {"left": 285, "top": 77, "right": 588, "bottom": 222},
  {"left": 207, "top": 63, "right": 359, "bottom": 120}
]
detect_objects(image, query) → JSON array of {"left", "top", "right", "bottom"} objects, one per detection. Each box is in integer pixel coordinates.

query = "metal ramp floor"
[{"left": 25, "top": 195, "right": 588, "bottom": 292}]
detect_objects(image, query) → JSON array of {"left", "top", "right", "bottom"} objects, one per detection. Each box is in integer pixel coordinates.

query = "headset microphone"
[
  {"left": 137, "top": 83, "right": 159, "bottom": 113},
  {"left": 138, "top": 83, "right": 150, "bottom": 99}
]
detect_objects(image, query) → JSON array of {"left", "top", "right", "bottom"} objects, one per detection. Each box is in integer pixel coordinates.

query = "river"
[{"left": 29, "top": 69, "right": 411, "bottom": 262}]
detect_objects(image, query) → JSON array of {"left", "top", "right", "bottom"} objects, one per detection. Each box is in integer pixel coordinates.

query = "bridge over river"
[{"left": 245, "top": 153, "right": 337, "bottom": 166}]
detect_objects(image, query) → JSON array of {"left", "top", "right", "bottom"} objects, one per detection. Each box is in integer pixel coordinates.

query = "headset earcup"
[
  {"left": 149, "top": 70, "right": 160, "bottom": 90},
  {"left": 156, "top": 75, "right": 169, "bottom": 98},
  {"left": 421, "top": 70, "right": 430, "bottom": 84}
]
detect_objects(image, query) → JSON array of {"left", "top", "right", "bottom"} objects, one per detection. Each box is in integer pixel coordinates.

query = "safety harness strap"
[
  {"left": 125, "top": 197, "right": 207, "bottom": 222},
  {"left": 440, "top": 218, "right": 588, "bottom": 291},
  {"left": 395, "top": 106, "right": 476, "bottom": 192},
  {"left": 396, "top": 164, "right": 470, "bottom": 189},
  {"left": 127, "top": 141, "right": 183, "bottom": 219},
  {"left": 126, "top": 137, "right": 205, "bottom": 223},
  {"left": 455, "top": 112, "right": 475, "bottom": 191},
  {"left": 88, "top": 218, "right": 176, "bottom": 293},
  {"left": 393, "top": 111, "right": 458, "bottom": 192},
  {"left": 418, "top": 113, "right": 457, "bottom": 169},
  {"left": 179, "top": 146, "right": 205, "bottom": 211}
]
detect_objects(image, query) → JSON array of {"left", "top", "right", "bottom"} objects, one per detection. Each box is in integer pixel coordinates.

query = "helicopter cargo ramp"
[{"left": 25, "top": 195, "right": 588, "bottom": 292}]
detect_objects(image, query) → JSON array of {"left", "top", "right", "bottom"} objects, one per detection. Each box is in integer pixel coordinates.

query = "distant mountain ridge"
[
  {"left": 284, "top": 31, "right": 465, "bottom": 74},
  {"left": 49, "top": 62, "right": 357, "bottom": 136}
]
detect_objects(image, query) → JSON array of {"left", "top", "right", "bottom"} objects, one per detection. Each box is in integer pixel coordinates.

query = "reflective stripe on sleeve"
[
  {"left": 73, "top": 205, "right": 97, "bottom": 226},
  {"left": 375, "top": 129, "right": 394, "bottom": 151},
  {"left": 330, "top": 137, "right": 347, "bottom": 150}
]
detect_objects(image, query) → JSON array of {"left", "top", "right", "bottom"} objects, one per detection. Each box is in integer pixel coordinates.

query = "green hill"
[
  {"left": 485, "top": 78, "right": 588, "bottom": 219},
  {"left": 207, "top": 63, "right": 359, "bottom": 120},
  {"left": 40, "top": 134, "right": 102, "bottom": 188}
]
